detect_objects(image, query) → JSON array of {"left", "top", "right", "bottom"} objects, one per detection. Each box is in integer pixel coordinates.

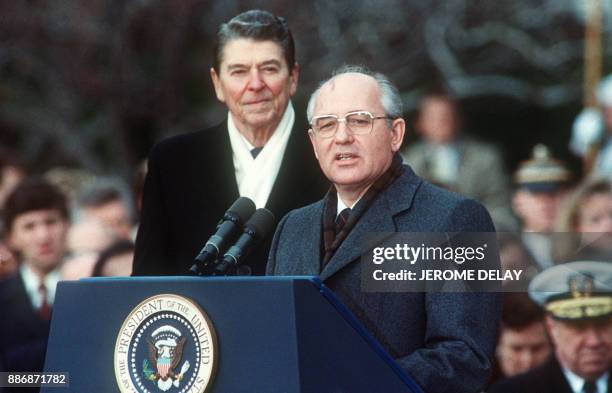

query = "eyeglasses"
[{"left": 310, "top": 111, "right": 392, "bottom": 138}]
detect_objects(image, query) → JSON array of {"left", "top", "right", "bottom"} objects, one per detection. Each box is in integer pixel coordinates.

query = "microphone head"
[
  {"left": 244, "top": 208, "right": 276, "bottom": 239},
  {"left": 226, "top": 197, "right": 256, "bottom": 223}
]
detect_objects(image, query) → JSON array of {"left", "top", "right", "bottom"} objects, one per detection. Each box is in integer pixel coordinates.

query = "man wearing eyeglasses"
[{"left": 267, "top": 66, "right": 500, "bottom": 393}]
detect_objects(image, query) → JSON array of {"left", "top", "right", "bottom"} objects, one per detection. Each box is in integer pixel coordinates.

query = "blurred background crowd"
[{"left": 0, "top": 0, "right": 611, "bottom": 391}]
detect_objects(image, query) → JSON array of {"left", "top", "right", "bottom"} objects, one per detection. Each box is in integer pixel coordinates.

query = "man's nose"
[
  {"left": 519, "top": 350, "right": 535, "bottom": 368},
  {"left": 334, "top": 121, "right": 354, "bottom": 144},
  {"left": 247, "top": 69, "right": 265, "bottom": 91},
  {"left": 34, "top": 224, "right": 53, "bottom": 241},
  {"left": 583, "top": 326, "right": 605, "bottom": 347}
]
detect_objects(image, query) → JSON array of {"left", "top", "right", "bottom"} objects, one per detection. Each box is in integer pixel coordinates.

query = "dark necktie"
[
  {"left": 582, "top": 380, "right": 597, "bottom": 393},
  {"left": 251, "top": 147, "right": 263, "bottom": 159},
  {"left": 38, "top": 282, "right": 51, "bottom": 320},
  {"left": 335, "top": 208, "right": 351, "bottom": 235}
]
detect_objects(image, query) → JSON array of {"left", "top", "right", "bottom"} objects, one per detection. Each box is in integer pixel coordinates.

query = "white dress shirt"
[
  {"left": 20, "top": 263, "right": 61, "bottom": 309},
  {"left": 337, "top": 194, "right": 361, "bottom": 217},
  {"left": 563, "top": 366, "right": 608, "bottom": 393}
]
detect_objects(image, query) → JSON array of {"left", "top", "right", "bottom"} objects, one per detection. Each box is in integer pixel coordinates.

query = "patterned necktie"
[
  {"left": 38, "top": 282, "right": 51, "bottom": 320},
  {"left": 251, "top": 147, "right": 263, "bottom": 159},
  {"left": 582, "top": 380, "right": 597, "bottom": 393},
  {"left": 335, "top": 208, "right": 351, "bottom": 235}
]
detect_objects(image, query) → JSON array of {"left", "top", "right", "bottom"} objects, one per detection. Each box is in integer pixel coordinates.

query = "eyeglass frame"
[{"left": 309, "top": 110, "right": 394, "bottom": 138}]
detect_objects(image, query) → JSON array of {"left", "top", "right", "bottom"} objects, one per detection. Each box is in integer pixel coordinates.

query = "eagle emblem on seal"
[{"left": 142, "top": 325, "right": 191, "bottom": 391}]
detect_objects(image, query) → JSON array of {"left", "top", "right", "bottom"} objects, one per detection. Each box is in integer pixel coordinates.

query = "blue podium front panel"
[{"left": 43, "top": 276, "right": 418, "bottom": 393}]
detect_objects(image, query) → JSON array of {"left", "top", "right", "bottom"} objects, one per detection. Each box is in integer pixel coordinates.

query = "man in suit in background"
[
  {"left": 133, "top": 10, "right": 327, "bottom": 276},
  {"left": 0, "top": 179, "right": 69, "bottom": 381},
  {"left": 267, "top": 65, "right": 500, "bottom": 393},
  {"left": 512, "top": 144, "right": 572, "bottom": 270},
  {"left": 401, "top": 93, "right": 516, "bottom": 230},
  {"left": 489, "top": 261, "right": 611, "bottom": 393},
  {"left": 492, "top": 293, "right": 551, "bottom": 382}
]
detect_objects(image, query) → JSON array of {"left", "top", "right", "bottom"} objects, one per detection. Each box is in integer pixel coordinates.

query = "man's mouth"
[
  {"left": 245, "top": 98, "right": 270, "bottom": 105},
  {"left": 336, "top": 152, "right": 357, "bottom": 161}
]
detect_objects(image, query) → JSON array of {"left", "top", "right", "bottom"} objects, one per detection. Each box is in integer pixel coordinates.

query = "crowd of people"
[
  {"left": 0, "top": 171, "right": 138, "bottom": 380},
  {"left": 0, "top": 8, "right": 611, "bottom": 393}
]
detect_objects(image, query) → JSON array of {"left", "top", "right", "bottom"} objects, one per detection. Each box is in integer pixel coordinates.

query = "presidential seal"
[{"left": 114, "top": 294, "right": 217, "bottom": 393}]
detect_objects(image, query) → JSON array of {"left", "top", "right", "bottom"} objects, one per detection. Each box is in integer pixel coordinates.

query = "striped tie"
[{"left": 335, "top": 208, "right": 351, "bottom": 235}]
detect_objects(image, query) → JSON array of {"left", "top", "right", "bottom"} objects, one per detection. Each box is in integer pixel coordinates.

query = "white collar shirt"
[
  {"left": 336, "top": 194, "right": 360, "bottom": 218},
  {"left": 562, "top": 366, "right": 608, "bottom": 393},
  {"left": 20, "top": 263, "right": 61, "bottom": 309}
]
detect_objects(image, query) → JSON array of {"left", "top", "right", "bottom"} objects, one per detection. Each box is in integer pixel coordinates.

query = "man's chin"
[
  {"left": 32, "top": 256, "right": 62, "bottom": 271},
  {"left": 243, "top": 109, "right": 277, "bottom": 124},
  {"left": 578, "top": 361, "right": 609, "bottom": 378},
  {"left": 329, "top": 175, "right": 371, "bottom": 193}
]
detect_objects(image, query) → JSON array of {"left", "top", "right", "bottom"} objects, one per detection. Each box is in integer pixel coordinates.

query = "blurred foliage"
[{"left": 0, "top": 0, "right": 611, "bottom": 180}]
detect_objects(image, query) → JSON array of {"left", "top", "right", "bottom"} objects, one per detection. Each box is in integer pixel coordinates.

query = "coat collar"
[
  {"left": 319, "top": 166, "right": 421, "bottom": 281},
  {"left": 265, "top": 118, "right": 315, "bottom": 215},
  {"left": 198, "top": 123, "right": 240, "bottom": 205},
  {"left": 200, "top": 114, "right": 317, "bottom": 218}
]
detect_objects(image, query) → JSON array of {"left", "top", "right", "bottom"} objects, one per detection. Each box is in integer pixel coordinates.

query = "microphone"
[
  {"left": 189, "top": 197, "right": 256, "bottom": 275},
  {"left": 212, "top": 208, "right": 276, "bottom": 275}
]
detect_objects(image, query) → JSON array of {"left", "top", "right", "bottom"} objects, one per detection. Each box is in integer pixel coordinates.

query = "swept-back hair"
[{"left": 212, "top": 9, "right": 295, "bottom": 72}]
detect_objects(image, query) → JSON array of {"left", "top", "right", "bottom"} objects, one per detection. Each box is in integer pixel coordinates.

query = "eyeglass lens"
[{"left": 314, "top": 113, "right": 373, "bottom": 136}]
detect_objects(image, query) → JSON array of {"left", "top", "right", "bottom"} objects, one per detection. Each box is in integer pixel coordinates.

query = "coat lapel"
[
  {"left": 265, "top": 117, "right": 322, "bottom": 218},
  {"left": 201, "top": 123, "right": 240, "bottom": 205},
  {"left": 319, "top": 167, "right": 421, "bottom": 281},
  {"left": 301, "top": 199, "right": 326, "bottom": 276},
  {"left": 548, "top": 358, "right": 576, "bottom": 393}
]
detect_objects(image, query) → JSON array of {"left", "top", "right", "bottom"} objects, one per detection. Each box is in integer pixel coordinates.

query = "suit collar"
[
  {"left": 319, "top": 166, "right": 421, "bottom": 281},
  {"left": 266, "top": 119, "right": 315, "bottom": 215},
  {"left": 0, "top": 273, "right": 48, "bottom": 323},
  {"left": 560, "top": 361, "right": 611, "bottom": 393},
  {"left": 296, "top": 198, "right": 327, "bottom": 276},
  {"left": 538, "top": 357, "right": 581, "bottom": 393},
  {"left": 199, "top": 123, "right": 240, "bottom": 204}
]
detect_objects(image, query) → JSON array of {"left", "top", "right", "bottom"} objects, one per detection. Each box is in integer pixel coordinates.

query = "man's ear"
[
  {"left": 288, "top": 62, "right": 300, "bottom": 96},
  {"left": 7, "top": 231, "right": 17, "bottom": 250},
  {"left": 308, "top": 129, "right": 319, "bottom": 160},
  {"left": 390, "top": 118, "right": 406, "bottom": 152},
  {"left": 210, "top": 67, "right": 225, "bottom": 103},
  {"left": 544, "top": 315, "right": 558, "bottom": 345},
  {"left": 7, "top": 226, "right": 22, "bottom": 252}
]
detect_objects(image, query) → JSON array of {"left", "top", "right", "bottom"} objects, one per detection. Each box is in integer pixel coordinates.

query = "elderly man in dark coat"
[
  {"left": 489, "top": 261, "right": 612, "bottom": 393},
  {"left": 133, "top": 10, "right": 327, "bottom": 276},
  {"left": 267, "top": 66, "right": 500, "bottom": 393}
]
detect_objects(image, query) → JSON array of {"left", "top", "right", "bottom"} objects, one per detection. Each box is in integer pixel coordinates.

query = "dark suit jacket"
[
  {"left": 267, "top": 167, "right": 501, "bottom": 393},
  {"left": 0, "top": 273, "right": 50, "bottom": 380},
  {"left": 488, "top": 357, "right": 611, "bottom": 393},
  {"left": 133, "top": 119, "right": 328, "bottom": 276},
  {"left": 401, "top": 137, "right": 517, "bottom": 230}
]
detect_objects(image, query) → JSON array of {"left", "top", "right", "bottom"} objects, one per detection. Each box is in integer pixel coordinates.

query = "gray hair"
[{"left": 306, "top": 65, "right": 403, "bottom": 125}]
